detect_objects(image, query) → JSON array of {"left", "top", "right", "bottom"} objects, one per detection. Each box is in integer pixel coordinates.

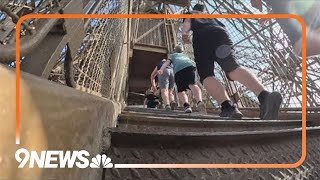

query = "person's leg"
[
  {"left": 227, "top": 67, "right": 283, "bottom": 119},
  {"left": 178, "top": 91, "right": 192, "bottom": 113},
  {"left": 194, "top": 30, "right": 243, "bottom": 118},
  {"left": 194, "top": 39, "right": 232, "bottom": 105},
  {"left": 202, "top": 76, "right": 243, "bottom": 117},
  {"left": 307, "top": 28, "right": 320, "bottom": 56},
  {"left": 188, "top": 84, "right": 202, "bottom": 102},
  {"left": 216, "top": 30, "right": 282, "bottom": 119},
  {"left": 168, "top": 88, "right": 177, "bottom": 110},
  {"left": 297, "top": 1, "right": 320, "bottom": 56},
  {"left": 213, "top": 30, "right": 264, "bottom": 96},
  {"left": 183, "top": 66, "right": 206, "bottom": 114},
  {"left": 293, "top": 28, "right": 320, "bottom": 56},
  {"left": 202, "top": 77, "right": 230, "bottom": 104},
  {"left": 189, "top": 84, "right": 208, "bottom": 114},
  {"left": 175, "top": 69, "right": 192, "bottom": 113},
  {"left": 269, "top": 0, "right": 320, "bottom": 57},
  {"left": 220, "top": 53, "right": 283, "bottom": 119},
  {"left": 227, "top": 67, "right": 282, "bottom": 119},
  {"left": 161, "top": 88, "right": 169, "bottom": 106},
  {"left": 227, "top": 66, "right": 265, "bottom": 96},
  {"left": 168, "top": 89, "right": 175, "bottom": 103},
  {"left": 178, "top": 91, "right": 189, "bottom": 105},
  {"left": 182, "top": 67, "right": 203, "bottom": 103},
  {"left": 167, "top": 69, "right": 177, "bottom": 110},
  {"left": 158, "top": 69, "right": 170, "bottom": 109}
]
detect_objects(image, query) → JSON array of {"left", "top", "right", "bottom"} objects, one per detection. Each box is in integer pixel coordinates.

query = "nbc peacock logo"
[{"left": 90, "top": 154, "right": 113, "bottom": 168}]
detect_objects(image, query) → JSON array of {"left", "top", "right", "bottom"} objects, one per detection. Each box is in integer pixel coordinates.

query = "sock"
[
  {"left": 184, "top": 103, "right": 190, "bottom": 108},
  {"left": 258, "top": 90, "right": 270, "bottom": 104},
  {"left": 221, "top": 100, "right": 232, "bottom": 110}
]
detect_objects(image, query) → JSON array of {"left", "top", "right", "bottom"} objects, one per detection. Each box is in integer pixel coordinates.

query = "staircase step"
[
  {"left": 119, "top": 111, "right": 310, "bottom": 133},
  {"left": 104, "top": 107, "right": 320, "bottom": 180},
  {"left": 110, "top": 127, "right": 320, "bottom": 142},
  {"left": 105, "top": 127, "right": 320, "bottom": 179},
  {"left": 122, "top": 110, "right": 261, "bottom": 120}
]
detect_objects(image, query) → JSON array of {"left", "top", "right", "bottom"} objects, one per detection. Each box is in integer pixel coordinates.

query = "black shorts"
[
  {"left": 175, "top": 66, "right": 196, "bottom": 93},
  {"left": 193, "top": 28, "right": 240, "bottom": 83}
]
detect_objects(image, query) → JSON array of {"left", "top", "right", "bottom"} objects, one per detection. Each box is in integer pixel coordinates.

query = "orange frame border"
[{"left": 15, "top": 14, "right": 307, "bottom": 169}]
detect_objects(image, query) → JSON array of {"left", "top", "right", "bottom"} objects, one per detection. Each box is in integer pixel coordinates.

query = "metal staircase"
[{"left": 104, "top": 107, "right": 320, "bottom": 180}]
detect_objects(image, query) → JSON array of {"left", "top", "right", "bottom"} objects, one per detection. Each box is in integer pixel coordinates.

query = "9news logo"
[{"left": 15, "top": 148, "right": 113, "bottom": 169}]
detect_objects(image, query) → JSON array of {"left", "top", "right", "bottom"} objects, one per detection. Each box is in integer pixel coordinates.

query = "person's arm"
[
  {"left": 182, "top": 18, "right": 192, "bottom": 44},
  {"left": 150, "top": 67, "right": 158, "bottom": 91},
  {"left": 158, "top": 60, "right": 171, "bottom": 75}
]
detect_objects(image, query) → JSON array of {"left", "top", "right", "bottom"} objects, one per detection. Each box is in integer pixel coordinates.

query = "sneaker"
[
  {"left": 219, "top": 105, "right": 243, "bottom": 119},
  {"left": 260, "top": 92, "right": 282, "bottom": 120},
  {"left": 183, "top": 103, "right": 192, "bottom": 113},
  {"left": 165, "top": 105, "right": 171, "bottom": 111},
  {"left": 170, "top": 101, "right": 177, "bottom": 111},
  {"left": 197, "top": 101, "right": 207, "bottom": 114},
  {"left": 184, "top": 107, "right": 192, "bottom": 113}
]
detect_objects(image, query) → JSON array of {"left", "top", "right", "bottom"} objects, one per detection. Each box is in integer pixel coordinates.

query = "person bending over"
[
  {"left": 158, "top": 45, "right": 206, "bottom": 114},
  {"left": 144, "top": 88, "right": 160, "bottom": 109}
]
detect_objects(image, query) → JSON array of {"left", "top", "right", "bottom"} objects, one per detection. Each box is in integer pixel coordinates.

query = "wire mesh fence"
[{"left": 68, "top": 0, "right": 129, "bottom": 98}]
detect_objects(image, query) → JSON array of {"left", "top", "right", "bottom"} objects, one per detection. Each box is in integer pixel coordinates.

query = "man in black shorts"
[
  {"left": 251, "top": 0, "right": 320, "bottom": 56},
  {"left": 182, "top": 4, "right": 282, "bottom": 119},
  {"left": 158, "top": 46, "right": 206, "bottom": 114}
]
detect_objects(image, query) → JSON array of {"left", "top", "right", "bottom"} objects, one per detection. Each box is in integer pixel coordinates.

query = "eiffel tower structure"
[{"left": 0, "top": 0, "right": 320, "bottom": 179}]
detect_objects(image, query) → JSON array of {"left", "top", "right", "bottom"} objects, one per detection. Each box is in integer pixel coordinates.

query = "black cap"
[{"left": 193, "top": 4, "right": 205, "bottom": 12}]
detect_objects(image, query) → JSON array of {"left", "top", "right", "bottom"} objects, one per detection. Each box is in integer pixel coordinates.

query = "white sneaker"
[{"left": 184, "top": 107, "right": 192, "bottom": 113}]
